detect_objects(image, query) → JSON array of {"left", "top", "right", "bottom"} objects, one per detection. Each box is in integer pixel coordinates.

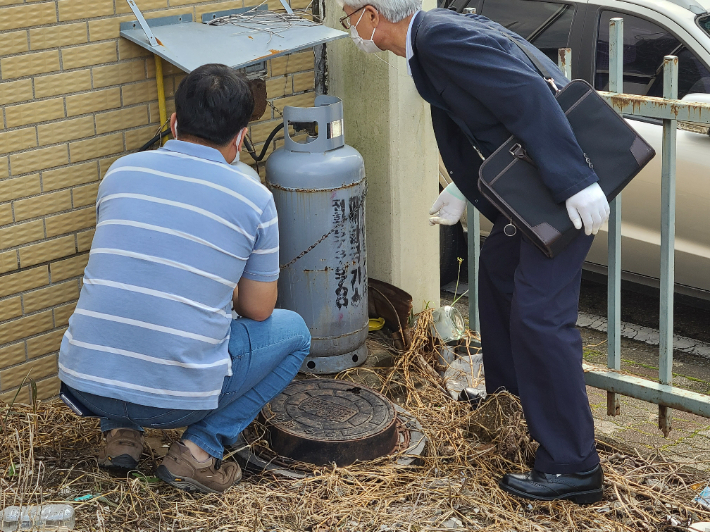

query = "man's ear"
[
  {"left": 170, "top": 112, "right": 178, "bottom": 139},
  {"left": 366, "top": 5, "right": 380, "bottom": 26}
]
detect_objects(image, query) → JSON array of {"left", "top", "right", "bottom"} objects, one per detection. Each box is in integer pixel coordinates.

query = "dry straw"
[{"left": 2, "top": 310, "right": 710, "bottom": 531}]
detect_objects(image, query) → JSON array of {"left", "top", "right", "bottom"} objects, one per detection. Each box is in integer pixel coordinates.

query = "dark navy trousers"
[{"left": 478, "top": 215, "right": 599, "bottom": 474}]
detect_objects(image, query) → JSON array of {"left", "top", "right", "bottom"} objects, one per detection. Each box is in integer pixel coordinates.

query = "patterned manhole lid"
[{"left": 262, "top": 379, "right": 399, "bottom": 466}]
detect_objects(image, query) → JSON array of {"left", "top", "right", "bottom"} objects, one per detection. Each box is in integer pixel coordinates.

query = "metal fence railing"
[{"left": 467, "top": 18, "right": 710, "bottom": 434}]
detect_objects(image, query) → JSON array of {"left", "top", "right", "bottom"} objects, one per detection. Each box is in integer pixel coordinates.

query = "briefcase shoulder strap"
[{"left": 496, "top": 29, "right": 561, "bottom": 94}]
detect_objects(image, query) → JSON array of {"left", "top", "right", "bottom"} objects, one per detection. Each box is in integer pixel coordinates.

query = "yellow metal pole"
[{"left": 154, "top": 54, "right": 168, "bottom": 146}]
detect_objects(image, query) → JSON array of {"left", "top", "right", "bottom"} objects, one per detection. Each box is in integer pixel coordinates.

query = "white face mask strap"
[
  {"left": 355, "top": 9, "right": 366, "bottom": 28},
  {"left": 232, "top": 129, "right": 246, "bottom": 164}
]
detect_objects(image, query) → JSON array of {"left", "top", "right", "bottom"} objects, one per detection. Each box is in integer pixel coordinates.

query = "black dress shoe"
[{"left": 499, "top": 464, "right": 604, "bottom": 505}]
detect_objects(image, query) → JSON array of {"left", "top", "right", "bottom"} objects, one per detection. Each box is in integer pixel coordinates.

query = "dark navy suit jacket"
[{"left": 409, "top": 9, "right": 599, "bottom": 222}]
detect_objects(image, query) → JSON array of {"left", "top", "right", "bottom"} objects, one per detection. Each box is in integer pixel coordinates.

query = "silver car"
[{"left": 439, "top": 0, "right": 710, "bottom": 300}]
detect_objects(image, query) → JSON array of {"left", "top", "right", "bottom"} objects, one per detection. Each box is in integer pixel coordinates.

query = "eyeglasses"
[{"left": 339, "top": 5, "right": 367, "bottom": 30}]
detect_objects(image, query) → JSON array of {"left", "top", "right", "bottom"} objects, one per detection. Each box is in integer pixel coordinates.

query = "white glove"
[
  {"left": 565, "top": 182, "right": 610, "bottom": 236},
  {"left": 429, "top": 183, "right": 466, "bottom": 226}
]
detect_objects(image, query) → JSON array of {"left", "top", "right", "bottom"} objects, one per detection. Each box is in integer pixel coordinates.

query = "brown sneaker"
[
  {"left": 97, "top": 429, "right": 144, "bottom": 470},
  {"left": 156, "top": 442, "right": 241, "bottom": 494}
]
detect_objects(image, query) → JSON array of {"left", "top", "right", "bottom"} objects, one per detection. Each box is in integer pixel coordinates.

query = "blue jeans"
[{"left": 66, "top": 309, "right": 311, "bottom": 459}]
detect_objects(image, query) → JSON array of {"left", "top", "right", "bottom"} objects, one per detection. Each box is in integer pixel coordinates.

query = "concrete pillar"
[{"left": 325, "top": 0, "right": 440, "bottom": 312}]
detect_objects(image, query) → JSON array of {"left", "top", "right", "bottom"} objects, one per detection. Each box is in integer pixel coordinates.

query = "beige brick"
[
  {"left": 194, "top": 0, "right": 242, "bottom": 16},
  {"left": 0, "top": 30, "right": 28, "bottom": 55},
  {"left": 99, "top": 155, "right": 121, "bottom": 177},
  {"left": 1, "top": 50, "right": 60, "bottom": 80},
  {"left": 266, "top": 75, "right": 291, "bottom": 99},
  {"left": 38, "top": 116, "right": 94, "bottom": 146},
  {"left": 88, "top": 14, "right": 134, "bottom": 41},
  {"left": 0, "top": 174, "right": 42, "bottom": 203},
  {"left": 42, "top": 162, "right": 98, "bottom": 192},
  {"left": 11, "top": 145, "right": 69, "bottom": 174},
  {"left": 5, "top": 98, "right": 65, "bottom": 128},
  {"left": 66, "top": 87, "right": 120, "bottom": 117},
  {"left": 0, "top": 127, "right": 37, "bottom": 156},
  {"left": 0, "top": 265, "right": 48, "bottom": 298},
  {"left": 45, "top": 206, "right": 95, "bottom": 237},
  {"left": 58, "top": 0, "right": 113, "bottom": 22},
  {"left": 19, "top": 235, "right": 76, "bottom": 268},
  {"left": 37, "top": 376, "right": 62, "bottom": 402},
  {"left": 0, "top": 204, "right": 12, "bottom": 226},
  {"left": 122, "top": 79, "right": 159, "bottom": 106},
  {"left": 30, "top": 22, "right": 87, "bottom": 50},
  {"left": 116, "top": 0, "right": 167, "bottom": 14},
  {"left": 0, "top": 3, "right": 57, "bottom": 31},
  {"left": 292, "top": 71, "right": 314, "bottom": 93},
  {"left": 93, "top": 60, "right": 145, "bottom": 89},
  {"left": 250, "top": 119, "right": 282, "bottom": 144},
  {"left": 71, "top": 184, "right": 98, "bottom": 207},
  {"left": 0, "top": 386, "right": 29, "bottom": 405},
  {"left": 34, "top": 70, "right": 92, "bottom": 98},
  {"left": 0, "top": 310, "right": 53, "bottom": 347},
  {"left": 0, "top": 296, "right": 21, "bottom": 322},
  {"left": 69, "top": 133, "right": 123, "bottom": 163},
  {"left": 0, "top": 250, "right": 18, "bottom": 274},
  {"left": 23, "top": 280, "right": 79, "bottom": 313},
  {"left": 53, "top": 301, "right": 75, "bottom": 326},
  {"left": 0, "top": 342, "right": 25, "bottom": 368},
  {"left": 0, "top": 79, "right": 33, "bottom": 106},
  {"left": 0, "top": 219, "right": 44, "bottom": 250},
  {"left": 61, "top": 41, "right": 117, "bottom": 70},
  {"left": 270, "top": 51, "right": 313, "bottom": 76},
  {"left": 14, "top": 190, "right": 71, "bottom": 222},
  {"left": 125, "top": 124, "right": 159, "bottom": 151},
  {"left": 1, "top": 351, "right": 57, "bottom": 390},
  {"left": 76, "top": 228, "right": 94, "bottom": 251},
  {"left": 271, "top": 91, "right": 315, "bottom": 113},
  {"left": 96, "top": 105, "right": 148, "bottom": 135},
  {"left": 36, "top": 375, "right": 60, "bottom": 400},
  {"left": 27, "top": 328, "right": 66, "bottom": 358},
  {"left": 49, "top": 253, "right": 88, "bottom": 282},
  {"left": 148, "top": 98, "right": 175, "bottom": 123},
  {"left": 118, "top": 39, "right": 151, "bottom": 60},
  {"left": 0, "top": 158, "right": 6, "bottom": 179},
  {"left": 172, "top": 72, "right": 186, "bottom": 89}
]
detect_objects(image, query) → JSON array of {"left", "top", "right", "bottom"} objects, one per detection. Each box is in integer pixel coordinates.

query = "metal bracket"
[
  {"left": 125, "top": 0, "right": 159, "bottom": 47},
  {"left": 279, "top": 0, "right": 294, "bottom": 14}
]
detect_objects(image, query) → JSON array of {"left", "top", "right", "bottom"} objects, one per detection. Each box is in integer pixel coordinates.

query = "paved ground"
[{"left": 439, "top": 290, "right": 710, "bottom": 472}]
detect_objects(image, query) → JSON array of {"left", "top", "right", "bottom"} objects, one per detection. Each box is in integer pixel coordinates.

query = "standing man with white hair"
[{"left": 339, "top": 0, "right": 609, "bottom": 504}]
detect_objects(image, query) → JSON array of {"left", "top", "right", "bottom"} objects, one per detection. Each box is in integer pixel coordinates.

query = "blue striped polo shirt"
[{"left": 58, "top": 140, "right": 279, "bottom": 410}]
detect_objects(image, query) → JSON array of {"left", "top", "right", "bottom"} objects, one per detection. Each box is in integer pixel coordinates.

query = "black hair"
[{"left": 174, "top": 64, "right": 255, "bottom": 146}]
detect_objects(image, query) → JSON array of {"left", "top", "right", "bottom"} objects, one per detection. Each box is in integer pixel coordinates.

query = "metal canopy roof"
[{"left": 119, "top": 6, "right": 347, "bottom": 73}]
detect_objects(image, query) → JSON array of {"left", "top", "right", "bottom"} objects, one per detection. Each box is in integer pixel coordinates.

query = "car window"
[
  {"left": 480, "top": 0, "right": 575, "bottom": 64},
  {"left": 595, "top": 11, "right": 710, "bottom": 98}
]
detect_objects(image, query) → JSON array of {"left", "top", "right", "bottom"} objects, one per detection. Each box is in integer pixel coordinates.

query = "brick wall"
[{"left": 0, "top": 0, "right": 316, "bottom": 404}]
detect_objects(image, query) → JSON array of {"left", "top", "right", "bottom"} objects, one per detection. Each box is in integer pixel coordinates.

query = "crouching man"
[{"left": 58, "top": 64, "right": 310, "bottom": 494}]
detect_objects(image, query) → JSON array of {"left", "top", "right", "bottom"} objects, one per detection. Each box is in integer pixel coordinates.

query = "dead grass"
[{"left": 2, "top": 310, "right": 710, "bottom": 531}]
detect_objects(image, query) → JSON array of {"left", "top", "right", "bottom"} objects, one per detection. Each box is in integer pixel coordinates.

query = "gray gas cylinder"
[{"left": 266, "top": 96, "right": 368, "bottom": 374}]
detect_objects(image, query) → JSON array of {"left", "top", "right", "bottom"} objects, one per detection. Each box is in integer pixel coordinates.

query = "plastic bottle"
[{"left": 0, "top": 504, "right": 74, "bottom": 531}]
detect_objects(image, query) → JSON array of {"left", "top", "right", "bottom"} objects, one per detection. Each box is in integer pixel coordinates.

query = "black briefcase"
[{"left": 477, "top": 37, "right": 656, "bottom": 258}]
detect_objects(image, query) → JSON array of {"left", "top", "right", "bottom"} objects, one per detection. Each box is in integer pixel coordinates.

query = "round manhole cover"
[{"left": 263, "top": 379, "right": 399, "bottom": 466}]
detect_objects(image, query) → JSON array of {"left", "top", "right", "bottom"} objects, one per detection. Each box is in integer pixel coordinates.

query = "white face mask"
[
  {"left": 230, "top": 129, "right": 245, "bottom": 165},
  {"left": 350, "top": 10, "right": 382, "bottom": 53}
]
